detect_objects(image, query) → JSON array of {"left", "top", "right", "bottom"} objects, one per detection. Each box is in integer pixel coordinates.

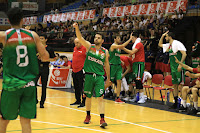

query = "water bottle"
[
  {"left": 136, "top": 92, "right": 140, "bottom": 102},
  {"left": 166, "top": 91, "right": 170, "bottom": 105},
  {"left": 177, "top": 97, "right": 181, "bottom": 108}
]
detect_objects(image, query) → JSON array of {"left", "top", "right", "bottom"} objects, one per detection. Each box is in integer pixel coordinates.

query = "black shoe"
[
  {"left": 78, "top": 103, "right": 85, "bottom": 108},
  {"left": 70, "top": 101, "right": 81, "bottom": 106},
  {"left": 178, "top": 105, "right": 187, "bottom": 112},
  {"left": 40, "top": 104, "right": 44, "bottom": 108},
  {"left": 187, "top": 107, "right": 198, "bottom": 115},
  {"left": 169, "top": 103, "right": 177, "bottom": 109}
]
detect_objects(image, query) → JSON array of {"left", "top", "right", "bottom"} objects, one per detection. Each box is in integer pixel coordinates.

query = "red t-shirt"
[
  {"left": 120, "top": 56, "right": 130, "bottom": 69},
  {"left": 72, "top": 45, "right": 86, "bottom": 73},
  {"left": 193, "top": 68, "right": 200, "bottom": 81},
  {"left": 120, "top": 56, "right": 133, "bottom": 72},
  {"left": 63, "top": 61, "right": 72, "bottom": 67},
  {"left": 132, "top": 42, "right": 145, "bottom": 63}
]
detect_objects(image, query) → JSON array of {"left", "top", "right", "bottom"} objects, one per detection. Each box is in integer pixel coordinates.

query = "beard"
[{"left": 95, "top": 41, "right": 101, "bottom": 46}]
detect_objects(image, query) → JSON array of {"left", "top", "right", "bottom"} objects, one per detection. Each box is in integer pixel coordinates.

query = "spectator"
[{"left": 58, "top": 56, "right": 72, "bottom": 69}]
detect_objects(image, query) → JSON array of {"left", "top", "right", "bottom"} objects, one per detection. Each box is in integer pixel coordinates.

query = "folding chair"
[
  {"left": 151, "top": 74, "right": 164, "bottom": 102},
  {"left": 163, "top": 75, "right": 173, "bottom": 104},
  {"left": 143, "top": 80, "right": 153, "bottom": 100}
]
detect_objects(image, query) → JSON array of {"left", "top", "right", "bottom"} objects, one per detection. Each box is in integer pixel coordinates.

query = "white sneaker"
[
  {"left": 123, "top": 97, "right": 129, "bottom": 101},
  {"left": 137, "top": 97, "right": 145, "bottom": 104},
  {"left": 129, "top": 97, "right": 137, "bottom": 102}
]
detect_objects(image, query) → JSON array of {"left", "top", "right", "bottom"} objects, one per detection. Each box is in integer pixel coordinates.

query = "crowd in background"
[
  {"left": 31, "top": 0, "right": 185, "bottom": 77},
  {"left": 36, "top": 8, "right": 184, "bottom": 42}
]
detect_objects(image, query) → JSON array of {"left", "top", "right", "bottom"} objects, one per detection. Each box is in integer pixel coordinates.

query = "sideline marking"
[{"left": 46, "top": 102, "right": 171, "bottom": 133}]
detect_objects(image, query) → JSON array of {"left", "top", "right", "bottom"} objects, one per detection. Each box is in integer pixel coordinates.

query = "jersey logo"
[
  {"left": 100, "top": 53, "right": 105, "bottom": 59},
  {"left": 88, "top": 56, "right": 103, "bottom": 65}
]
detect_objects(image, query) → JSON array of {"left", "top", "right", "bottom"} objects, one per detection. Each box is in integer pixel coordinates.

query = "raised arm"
[
  {"left": 73, "top": 22, "right": 91, "bottom": 51},
  {"left": 122, "top": 47, "right": 138, "bottom": 55},
  {"left": 158, "top": 31, "right": 169, "bottom": 48},
  {"left": 111, "top": 33, "right": 133, "bottom": 50},
  {"left": 32, "top": 31, "right": 49, "bottom": 61}
]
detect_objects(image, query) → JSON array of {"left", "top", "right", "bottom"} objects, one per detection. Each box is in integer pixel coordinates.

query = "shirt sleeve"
[
  {"left": 68, "top": 61, "right": 72, "bottom": 66},
  {"left": 193, "top": 68, "right": 199, "bottom": 73},
  {"left": 124, "top": 59, "right": 130, "bottom": 67},
  {"left": 172, "top": 40, "right": 186, "bottom": 53},
  {"left": 162, "top": 43, "right": 170, "bottom": 53},
  {"left": 135, "top": 43, "right": 142, "bottom": 50}
]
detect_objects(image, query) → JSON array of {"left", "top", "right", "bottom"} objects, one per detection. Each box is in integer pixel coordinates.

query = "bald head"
[{"left": 74, "top": 38, "right": 82, "bottom": 49}]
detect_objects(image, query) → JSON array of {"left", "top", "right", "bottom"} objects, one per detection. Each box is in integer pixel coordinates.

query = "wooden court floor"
[{"left": 0, "top": 80, "right": 200, "bottom": 133}]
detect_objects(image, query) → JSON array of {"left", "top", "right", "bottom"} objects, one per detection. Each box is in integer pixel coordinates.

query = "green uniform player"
[
  {"left": 159, "top": 31, "right": 187, "bottom": 109},
  {"left": 73, "top": 22, "right": 110, "bottom": 128},
  {"left": 123, "top": 33, "right": 145, "bottom": 104},
  {"left": 109, "top": 48, "right": 122, "bottom": 82},
  {"left": 0, "top": 7, "right": 49, "bottom": 133},
  {"left": 84, "top": 44, "right": 107, "bottom": 98},
  {"left": 104, "top": 35, "right": 132, "bottom": 103},
  {"left": 168, "top": 48, "right": 185, "bottom": 85}
]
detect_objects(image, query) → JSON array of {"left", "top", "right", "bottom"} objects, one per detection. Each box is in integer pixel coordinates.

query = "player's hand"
[
  {"left": 36, "top": 53, "right": 41, "bottom": 60},
  {"left": 177, "top": 65, "right": 182, "bottom": 72},
  {"left": 73, "top": 22, "right": 79, "bottom": 29},
  {"left": 162, "top": 31, "right": 169, "bottom": 37},
  {"left": 130, "top": 32, "right": 133, "bottom": 40},
  {"left": 174, "top": 56, "right": 180, "bottom": 64},
  {"left": 185, "top": 71, "right": 190, "bottom": 76},
  {"left": 25, "top": 25, "right": 31, "bottom": 30}
]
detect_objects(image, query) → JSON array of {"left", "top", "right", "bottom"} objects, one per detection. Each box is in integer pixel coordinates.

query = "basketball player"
[
  {"left": 0, "top": 7, "right": 49, "bottom": 133},
  {"left": 123, "top": 32, "right": 146, "bottom": 103},
  {"left": 73, "top": 22, "right": 110, "bottom": 128},
  {"left": 158, "top": 31, "right": 187, "bottom": 109},
  {"left": 104, "top": 34, "right": 133, "bottom": 103},
  {"left": 175, "top": 57, "right": 199, "bottom": 114}
]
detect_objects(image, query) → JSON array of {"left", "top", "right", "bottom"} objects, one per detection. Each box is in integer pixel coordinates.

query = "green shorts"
[
  {"left": 171, "top": 69, "right": 185, "bottom": 85},
  {"left": 125, "top": 72, "right": 134, "bottom": 84},
  {"left": 84, "top": 74, "right": 105, "bottom": 98},
  {"left": 110, "top": 64, "right": 122, "bottom": 82},
  {"left": 0, "top": 85, "right": 36, "bottom": 120},
  {"left": 132, "top": 62, "right": 145, "bottom": 80}
]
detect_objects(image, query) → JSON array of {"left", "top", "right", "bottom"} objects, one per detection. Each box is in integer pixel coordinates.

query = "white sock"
[
  {"left": 194, "top": 102, "right": 198, "bottom": 110},
  {"left": 182, "top": 100, "right": 186, "bottom": 108},
  {"left": 140, "top": 92, "right": 144, "bottom": 98}
]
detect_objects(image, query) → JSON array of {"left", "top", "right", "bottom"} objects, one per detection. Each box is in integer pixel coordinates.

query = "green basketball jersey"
[
  {"left": 109, "top": 45, "right": 121, "bottom": 65},
  {"left": 84, "top": 44, "right": 106, "bottom": 76},
  {"left": 3, "top": 28, "right": 39, "bottom": 91},
  {"left": 169, "top": 47, "right": 185, "bottom": 72},
  {"left": 192, "top": 57, "right": 200, "bottom": 68}
]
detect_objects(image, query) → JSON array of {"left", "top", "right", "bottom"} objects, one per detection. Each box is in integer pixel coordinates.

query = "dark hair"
[
  {"left": 113, "top": 35, "right": 121, "bottom": 39},
  {"left": 168, "top": 32, "right": 175, "bottom": 39},
  {"left": 132, "top": 32, "right": 139, "bottom": 38},
  {"left": 60, "top": 55, "right": 67, "bottom": 60},
  {"left": 7, "top": 7, "right": 23, "bottom": 26},
  {"left": 55, "top": 53, "right": 60, "bottom": 57},
  {"left": 96, "top": 32, "right": 105, "bottom": 40},
  {"left": 39, "top": 34, "right": 48, "bottom": 39}
]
